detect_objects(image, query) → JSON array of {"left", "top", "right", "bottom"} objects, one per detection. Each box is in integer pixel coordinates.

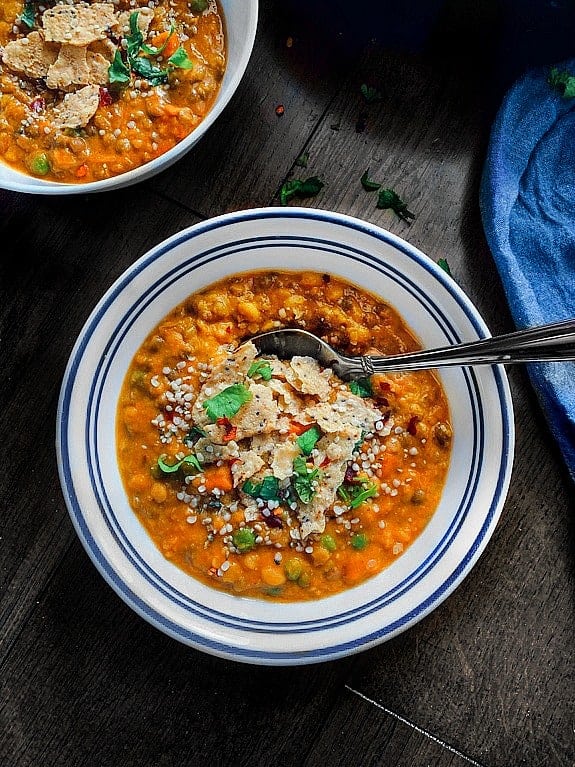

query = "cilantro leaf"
[
  {"left": 337, "top": 480, "right": 378, "bottom": 509},
  {"left": 183, "top": 425, "right": 207, "bottom": 447},
  {"left": 548, "top": 67, "right": 575, "bottom": 99},
  {"left": 242, "top": 475, "right": 280, "bottom": 501},
  {"left": 280, "top": 176, "right": 324, "bottom": 206},
  {"left": 108, "top": 50, "right": 131, "bottom": 85},
  {"left": 141, "top": 26, "right": 175, "bottom": 56},
  {"left": 295, "top": 151, "right": 309, "bottom": 168},
  {"left": 437, "top": 257, "right": 452, "bottom": 275},
  {"left": 360, "top": 169, "right": 381, "bottom": 191},
  {"left": 349, "top": 377, "right": 373, "bottom": 398},
  {"left": 247, "top": 359, "right": 273, "bottom": 381},
  {"left": 167, "top": 46, "right": 194, "bottom": 70},
  {"left": 21, "top": 0, "right": 38, "bottom": 29},
  {"left": 127, "top": 12, "right": 144, "bottom": 58},
  {"left": 377, "top": 188, "right": 415, "bottom": 223},
  {"left": 157, "top": 453, "right": 202, "bottom": 475},
  {"left": 296, "top": 424, "right": 322, "bottom": 456},
  {"left": 292, "top": 456, "right": 320, "bottom": 504},
  {"left": 361, "top": 83, "right": 382, "bottom": 103},
  {"left": 202, "top": 383, "right": 252, "bottom": 422},
  {"left": 130, "top": 56, "right": 169, "bottom": 85}
]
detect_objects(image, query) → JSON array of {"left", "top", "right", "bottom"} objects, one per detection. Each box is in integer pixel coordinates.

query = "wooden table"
[{"left": 1, "top": 2, "right": 573, "bottom": 765}]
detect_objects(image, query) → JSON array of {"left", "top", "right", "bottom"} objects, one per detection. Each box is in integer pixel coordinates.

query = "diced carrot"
[
  {"left": 288, "top": 421, "right": 309, "bottom": 435},
  {"left": 199, "top": 464, "right": 233, "bottom": 493}
]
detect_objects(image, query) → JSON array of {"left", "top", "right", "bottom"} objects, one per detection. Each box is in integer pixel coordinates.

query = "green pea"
[
  {"left": 297, "top": 571, "right": 311, "bottom": 588},
  {"left": 320, "top": 534, "right": 336, "bottom": 552},
  {"left": 30, "top": 153, "right": 50, "bottom": 176},
  {"left": 284, "top": 557, "right": 303, "bottom": 581},
  {"left": 351, "top": 532, "right": 369, "bottom": 551},
  {"left": 232, "top": 527, "right": 256, "bottom": 553}
]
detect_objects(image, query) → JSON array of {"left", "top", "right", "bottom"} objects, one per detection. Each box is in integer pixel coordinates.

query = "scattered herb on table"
[
  {"left": 360, "top": 169, "right": 381, "bottom": 191},
  {"left": 437, "top": 257, "right": 452, "bottom": 275},
  {"left": 360, "top": 83, "right": 382, "bottom": 103},
  {"left": 548, "top": 67, "right": 575, "bottom": 98},
  {"left": 295, "top": 151, "right": 309, "bottom": 168},
  {"left": 280, "top": 176, "right": 324, "bottom": 205},
  {"left": 377, "top": 188, "right": 415, "bottom": 223}
]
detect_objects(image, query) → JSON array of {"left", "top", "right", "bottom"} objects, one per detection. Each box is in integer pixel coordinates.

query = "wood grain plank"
[{"left": 148, "top": 0, "right": 354, "bottom": 215}]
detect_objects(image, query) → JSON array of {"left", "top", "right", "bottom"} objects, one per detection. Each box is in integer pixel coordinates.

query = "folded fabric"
[{"left": 480, "top": 57, "right": 575, "bottom": 483}]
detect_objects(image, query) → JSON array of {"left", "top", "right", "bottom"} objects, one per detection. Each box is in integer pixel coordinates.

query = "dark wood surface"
[{"left": 1, "top": 2, "right": 574, "bottom": 765}]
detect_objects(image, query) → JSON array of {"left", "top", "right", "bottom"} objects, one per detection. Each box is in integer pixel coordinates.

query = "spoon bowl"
[{"left": 249, "top": 319, "right": 575, "bottom": 380}]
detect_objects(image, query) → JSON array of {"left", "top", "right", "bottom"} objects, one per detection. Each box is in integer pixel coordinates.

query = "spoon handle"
[{"left": 351, "top": 319, "right": 575, "bottom": 375}]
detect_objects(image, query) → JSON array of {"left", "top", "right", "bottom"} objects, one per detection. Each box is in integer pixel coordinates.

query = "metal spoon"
[{"left": 248, "top": 319, "right": 575, "bottom": 381}]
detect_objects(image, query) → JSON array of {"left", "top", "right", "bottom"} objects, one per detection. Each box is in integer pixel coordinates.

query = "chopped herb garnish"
[
  {"left": 349, "top": 377, "right": 373, "bottom": 398},
  {"left": 437, "top": 257, "right": 452, "bottom": 275},
  {"left": 21, "top": 0, "right": 38, "bottom": 29},
  {"left": 295, "top": 151, "right": 309, "bottom": 168},
  {"left": 242, "top": 475, "right": 280, "bottom": 501},
  {"left": 167, "top": 46, "right": 194, "bottom": 70},
  {"left": 292, "top": 456, "right": 320, "bottom": 504},
  {"left": 337, "top": 480, "right": 378, "bottom": 509},
  {"left": 108, "top": 50, "right": 131, "bottom": 85},
  {"left": 157, "top": 453, "right": 202, "bottom": 475},
  {"left": 360, "top": 169, "right": 381, "bottom": 191},
  {"left": 360, "top": 83, "right": 382, "bottom": 103},
  {"left": 548, "top": 67, "right": 575, "bottom": 99},
  {"left": 109, "top": 11, "right": 193, "bottom": 87},
  {"left": 183, "top": 425, "right": 207, "bottom": 447},
  {"left": 280, "top": 176, "right": 324, "bottom": 206},
  {"left": 202, "top": 383, "right": 252, "bottom": 421},
  {"left": 377, "top": 188, "right": 415, "bottom": 223},
  {"left": 296, "top": 424, "right": 322, "bottom": 456},
  {"left": 247, "top": 359, "right": 273, "bottom": 381}
]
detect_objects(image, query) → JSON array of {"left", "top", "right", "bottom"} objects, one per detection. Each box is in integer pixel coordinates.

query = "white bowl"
[
  {"left": 56, "top": 207, "right": 515, "bottom": 665},
  {"left": 0, "top": 0, "right": 258, "bottom": 195}
]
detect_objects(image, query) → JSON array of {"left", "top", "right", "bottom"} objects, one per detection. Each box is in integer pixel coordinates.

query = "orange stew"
[
  {"left": 116, "top": 271, "right": 452, "bottom": 601},
  {"left": 0, "top": 0, "right": 225, "bottom": 183}
]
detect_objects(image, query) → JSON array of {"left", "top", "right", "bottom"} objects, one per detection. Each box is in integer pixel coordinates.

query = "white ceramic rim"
[
  {"left": 0, "top": 0, "right": 258, "bottom": 195},
  {"left": 56, "top": 206, "right": 515, "bottom": 665}
]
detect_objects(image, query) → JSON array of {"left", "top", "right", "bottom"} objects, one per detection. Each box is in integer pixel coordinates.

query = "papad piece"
[
  {"left": 233, "top": 383, "right": 279, "bottom": 441},
  {"left": 267, "top": 378, "right": 307, "bottom": 417},
  {"left": 1, "top": 32, "right": 58, "bottom": 79},
  {"left": 307, "top": 393, "right": 383, "bottom": 437},
  {"left": 52, "top": 84, "right": 100, "bottom": 128},
  {"left": 231, "top": 450, "right": 265, "bottom": 488},
  {"left": 43, "top": 3, "right": 117, "bottom": 47},
  {"left": 271, "top": 440, "right": 300, "bottom": 480},
  {"left": 285, "top": 356, "right": 332, "bottom": 399},
  {"left": 299, "top": 461, "right": 349, "bottom": 539},
  {"left": 46, "top": 44, "right": 91, "bottom": 90},
  {"left": 115, "top": 7, "right": 155, "bottom": 37}
]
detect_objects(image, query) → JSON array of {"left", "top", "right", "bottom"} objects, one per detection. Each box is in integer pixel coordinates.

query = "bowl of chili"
[
  {"left": 0, "top": 0, "right": 258, "bottom": 194},
  {"left": 56, "top": 207, "right": 515, "bottom": 665}
]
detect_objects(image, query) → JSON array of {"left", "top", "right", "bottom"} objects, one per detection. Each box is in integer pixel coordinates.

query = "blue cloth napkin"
[{"left": 480, "top": 57, "right": 575, "bottom": 483}]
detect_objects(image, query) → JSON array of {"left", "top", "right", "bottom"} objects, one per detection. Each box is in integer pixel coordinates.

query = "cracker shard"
[
  {"left": 1, "top": 31, "right": 58, "bottom": 78},
  {"left": 231, "top": 450, "right": 265, "bottom": 488},
  {"left": 285, "top": 356, "right": 333, "bottom": 399},
  {"left": 52, "top": 84, "right": 100, "bottom": 129},
  {"left": 43, "top": 3, "right": 117, "bottom": 47},
  {"left": 115, "top": 7, "right": 155, "bottom": 37}
]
